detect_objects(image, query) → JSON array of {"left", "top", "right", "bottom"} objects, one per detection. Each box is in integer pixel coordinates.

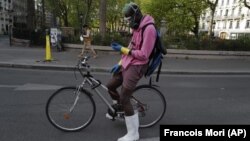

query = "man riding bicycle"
[{"left": 106, "top": 2, "right": 157, "bottom": 141}]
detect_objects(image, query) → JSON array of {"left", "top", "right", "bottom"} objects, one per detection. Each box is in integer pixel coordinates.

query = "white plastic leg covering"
[{"left": 117, "top": 113, "right": 139, "bottom": 141}]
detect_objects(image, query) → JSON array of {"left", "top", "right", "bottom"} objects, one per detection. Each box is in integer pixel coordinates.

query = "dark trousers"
[{"left": 106, "top": 64, "right": 147, "bottom": 116}]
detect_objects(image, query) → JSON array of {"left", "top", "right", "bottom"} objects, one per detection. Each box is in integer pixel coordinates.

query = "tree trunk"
[
  {"left": 42, "top": 0, "right": 45, "bottom": 30},
  {"left": 63, "top": 15, "right": 69, "bottom": 27},
  {"left": 99, "top": 0, "right": 107, "bottom": 43},
  {"left": 27, "top": 0, "right": 35, "bottom": 31},
  {"left": 84, "top": 0, "right": 92, "bottom": 25},
  {"left": 206, "top": 0, "right": 218, "bottom": 38}
]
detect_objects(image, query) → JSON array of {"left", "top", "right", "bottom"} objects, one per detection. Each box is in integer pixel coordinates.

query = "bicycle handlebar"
[
  {"left": 78, "top": 56, "right": 90, "bottom": 68},
  {"left": 75, "top": 56, "right": 92, "bottom": 78}
]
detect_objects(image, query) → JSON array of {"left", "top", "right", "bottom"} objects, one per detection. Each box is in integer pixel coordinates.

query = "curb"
[{"left": 1, "top": 62, "right": 250, "bottom": 75}]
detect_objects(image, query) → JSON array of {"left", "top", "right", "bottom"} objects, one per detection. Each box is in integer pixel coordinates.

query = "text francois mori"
[{"left": 164, "top": 128, "right": 246, "bottom": 138}]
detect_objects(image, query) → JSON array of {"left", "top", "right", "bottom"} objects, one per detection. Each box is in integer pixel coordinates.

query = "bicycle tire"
[
  {"left": 46, "top": 86, "right": 96, "bottom": 132},
  {"left": 131, "top": 85, "right": 166, "bottom": 128}
]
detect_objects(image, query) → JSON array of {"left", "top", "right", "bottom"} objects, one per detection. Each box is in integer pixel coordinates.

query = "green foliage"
[
  {"left": 144, "top": 0, "right": 208, "bottom": 36},
  {"left": 169, "top": 36, "right": 250, "bottom": 51},
  {"left": 45, "top": 0, "right": 95, "bottom": 27},
  {"left": 92, "top": 31, "right": 130, "bottom": 46},
  {"left": 44, "top": 0, "right": 211, "bottom": 46}
]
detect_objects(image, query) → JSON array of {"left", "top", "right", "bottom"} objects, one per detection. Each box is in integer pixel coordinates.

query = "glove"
[
  {"left": 110, "top": 60, "right": 122, "bottom": 73},
  {"left": 111, "top": 42, "right": 131, "bottom": 55},
  {"left": 110, "top": 64, "right": 121, "bottom": 74}
]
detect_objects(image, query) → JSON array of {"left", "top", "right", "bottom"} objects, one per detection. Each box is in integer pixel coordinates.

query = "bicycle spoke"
[
  {"left": 131, "top": 85, "right": 166, "bottom": 128},
  {"left": 46, "top": 87, "right": 96, "bottom": 132}
]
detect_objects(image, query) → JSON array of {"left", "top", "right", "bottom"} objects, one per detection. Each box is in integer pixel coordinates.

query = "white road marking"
[
  {"left": 0, "top": 84, "right": 20, "bottom": 88},
  {"left": 14, "top": 83, "right": 62, "bottom": 91},
  {"left": 0, "top": 83, "right": 62, "bottom": 91}
]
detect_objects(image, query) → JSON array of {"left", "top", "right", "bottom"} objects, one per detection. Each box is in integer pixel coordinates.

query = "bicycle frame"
[{"left": 77, "top": 61, "right": 116, "bottom": 114}]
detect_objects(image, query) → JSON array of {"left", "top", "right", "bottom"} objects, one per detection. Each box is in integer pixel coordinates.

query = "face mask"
[
  {"left": 126, "top": 15, "right": 138, "bottom": 29},
  {"left": 125, "top": 11, "right": 142, "bottom": 29}
]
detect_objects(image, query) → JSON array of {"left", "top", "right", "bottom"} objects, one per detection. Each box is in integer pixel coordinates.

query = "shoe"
[
  {"left": 106, "top": 113, "right": 114, "bottom": 120},
  {"left": 106, "top": 104, "right": 123, "bottom": 120},
  {"left": 117, "top": 113, "right": 139, "bottom": 141}
]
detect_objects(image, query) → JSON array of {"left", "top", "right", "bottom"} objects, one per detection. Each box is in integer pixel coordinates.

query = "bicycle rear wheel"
[
  {"left": 46, "top": 86, "right": 96, "bottom": 132},
  {"left": 131, "top": 85, "right": 166, "bottom": 128}
]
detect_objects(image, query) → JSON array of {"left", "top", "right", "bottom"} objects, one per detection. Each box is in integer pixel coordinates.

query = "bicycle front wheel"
[
  {"left": 46, "top": 87, "right": 96, "bottom": 132},
  {"left": 131, "top": 85, "right": 166, "bottom": 128}
]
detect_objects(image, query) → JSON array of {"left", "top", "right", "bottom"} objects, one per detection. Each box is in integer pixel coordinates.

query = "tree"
[
  {"left": 99, "top": 0, "right": 107, "bottom": 42},
  {"left": 181, "top": 0, "right": 208, "bottom": 38},
  {"left": 106, "top": 0, "right": 128, "bottom": 32},
  {"left": 205, "top": 0, "right": 219, "bottom": 38},
  {"left": 83, "top": 0, "right": 93, "bottom": 25},
  {"left": 27, "top": 0, "right": 35, "bottom": 31},
  {"left": 144, "top": 0, "right": 207, "bottom": 38},
  {"left": 45, "top": 0, "right": 73, "bottom": 26}
]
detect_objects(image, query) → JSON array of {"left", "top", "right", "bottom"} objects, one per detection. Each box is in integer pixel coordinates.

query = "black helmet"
[{"left": 122, "top": 2, "right": 143, "bottom": 29}]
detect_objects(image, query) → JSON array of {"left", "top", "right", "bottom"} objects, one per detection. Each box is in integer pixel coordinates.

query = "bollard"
[{"left": 45, "top": 29, "right": 52, "bottom": 61}]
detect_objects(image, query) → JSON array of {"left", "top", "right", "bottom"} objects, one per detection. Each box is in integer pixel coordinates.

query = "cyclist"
[{"left": 106, "top": 2, "right": 157, "bottom": 141}]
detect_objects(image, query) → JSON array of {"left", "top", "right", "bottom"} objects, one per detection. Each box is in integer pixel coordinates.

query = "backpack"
[{"left": 140, "top": 23, "right": 167, "bottom": 82}]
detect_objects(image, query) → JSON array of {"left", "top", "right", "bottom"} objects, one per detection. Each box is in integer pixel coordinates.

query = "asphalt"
[{"left": 1, "top": 36, "right": 250, "bottom": 141}]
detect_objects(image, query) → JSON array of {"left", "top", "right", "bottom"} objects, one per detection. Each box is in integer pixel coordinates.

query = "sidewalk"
[{"left": 1, "top": 36, "right": 250, "bottom": 75}]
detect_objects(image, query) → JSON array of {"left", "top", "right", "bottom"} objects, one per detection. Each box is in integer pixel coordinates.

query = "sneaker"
[
  {"left": 105, "top": 104, "right": 123, "bottom": 120},
  {"left": 106, "top": 112, "right": 125, "bottom": 121},
  {"left": 106, "top": 113, "right": 114, "bottom": 120}
]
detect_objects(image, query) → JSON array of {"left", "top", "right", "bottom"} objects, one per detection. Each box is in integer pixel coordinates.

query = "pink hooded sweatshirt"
[{"left": 121, "top": 15, "right": 156, "bottom": 69}]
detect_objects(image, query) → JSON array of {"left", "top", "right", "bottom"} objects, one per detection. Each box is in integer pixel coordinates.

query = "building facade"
[
  {"left": 200, "top": 0, "right": 250, "bottom": 39},
  {"left": 12, "top": 0, "right": 28, "bottom": 27},
  {"left": 0, "top": 0, "right": 13, "bottom": 35}
]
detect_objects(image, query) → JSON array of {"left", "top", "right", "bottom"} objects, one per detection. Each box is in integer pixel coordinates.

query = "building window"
[
  {"left": 247, "top": 10, "right": 250, "bottom": 16},
  {"left": 223, "top": 21, "right": 227, "bottom": 29},
  {"left": 221, "top": 0, "right": 224, "bottom": 6},
  {"left": 229, "top": 21, "right": 233, "bottom": 29},
  {"left": 236, "top": 20, "right": 240, "bottom": 29},
  {"left": 230, "top": 33, "right": 237, "bottom": 39},
  {"left": 225, "top": 9, "right": 228, "bottom": 16},
  {"left": 238, "top": 8, "right": 242, "bottom": 16},
  {"left": 231, "top": 8, "right": 235, "bottom": 16},
  {"left": 246, "top": 20, "right": 250, "bottom": 28},
  {"left": 227, "top": 0, "right": 230, "bottom": 5}
]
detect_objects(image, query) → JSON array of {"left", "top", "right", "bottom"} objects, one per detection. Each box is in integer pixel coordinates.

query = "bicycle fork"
[
  {"left": 69, "top": 86, "right": 81, "bottom": 113},
  {"left": 62, "top": 86, "right": 81, "bottom": 120}
]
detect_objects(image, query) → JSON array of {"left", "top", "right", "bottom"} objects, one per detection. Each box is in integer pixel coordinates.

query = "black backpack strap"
[
  {"left": 156, "top": 61, "right": 162, "bottom": 82},
  {"left": 139, "top": 23, "right": 155, "bottom": 49}
]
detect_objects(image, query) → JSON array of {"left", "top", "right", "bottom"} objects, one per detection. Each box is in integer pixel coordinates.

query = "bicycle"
[{"left": 45, "top": 56, "right": 166, "bottom": 132}]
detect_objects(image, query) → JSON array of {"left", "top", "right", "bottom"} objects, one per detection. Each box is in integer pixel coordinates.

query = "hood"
[{"left": 138, "top": 15, "right": 155, "bottom": 30}]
